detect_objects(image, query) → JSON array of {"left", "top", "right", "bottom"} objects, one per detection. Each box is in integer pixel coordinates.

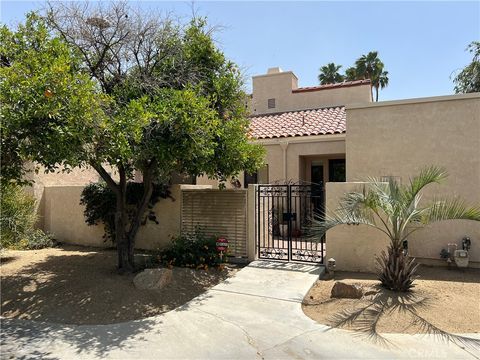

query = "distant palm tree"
[
  {"left": 318, "top": 63, "right": 344, "bottom": 85},
  {"left": 355, "top": 51, "right": 389, "bottom": 101},
  {"left": 344, "top": 67, "right": 357, "bottom": 81},
  {"left": 376, "top": 70, "right": 389, "bottom": 101}
]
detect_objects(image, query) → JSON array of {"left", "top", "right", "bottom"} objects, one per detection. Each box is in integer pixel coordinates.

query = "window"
[
  {"left": 329, "top": 159, "right": 346, "bottom": 182},
  {"left": 244, "top": 165, "right": 269, "bottom": 188},
  {"left": 267, "top": 98, "right": 276, "bottom": 109},
  {"left": 244, "top": 171, "right": 258, "bottom": 188}
]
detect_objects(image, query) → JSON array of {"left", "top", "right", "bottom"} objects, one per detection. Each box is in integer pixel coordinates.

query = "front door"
[{"left": 311, "top": 164, "right": 324, "bottom": 218}]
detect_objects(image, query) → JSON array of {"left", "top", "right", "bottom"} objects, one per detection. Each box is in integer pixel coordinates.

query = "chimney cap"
[{"left": 267, "top": 67, "right": 283, "bottom": 74}]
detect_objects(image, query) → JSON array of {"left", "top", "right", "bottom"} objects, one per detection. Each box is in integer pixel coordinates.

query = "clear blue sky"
[{"left": 2, "top": 1, "right": 479, "bottom": 101}]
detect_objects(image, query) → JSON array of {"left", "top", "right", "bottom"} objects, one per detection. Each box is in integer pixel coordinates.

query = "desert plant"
[
  {"left": 0, "top": 183, "right": 52, "bottom": 249},
  {"left": 160, "top": 232, "right": 226, "bottom": 270},
  {"left": 312, "top": 166, "right": 480, "bottom": 292},
  {"left": 21, "top": 229, "right": 54, "bottom": 250}
]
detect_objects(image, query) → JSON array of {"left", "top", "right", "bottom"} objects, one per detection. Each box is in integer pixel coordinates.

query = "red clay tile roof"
[
  {"left": 292, "top": 79, "right": 371, "bottom": 93},
  {"left": 249, "top": 107, "right": 346, "bottom": 139}
]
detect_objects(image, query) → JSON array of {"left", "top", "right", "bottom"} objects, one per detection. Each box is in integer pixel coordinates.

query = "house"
[
  {"left": 199, "top": 67, "right": 480, "bottom": 270},
  {"left": 197, "top": 67, "right": 372, "bottom": 188},
  {"left": 31, "top": 66, "right": 480, "bottom": 271}
]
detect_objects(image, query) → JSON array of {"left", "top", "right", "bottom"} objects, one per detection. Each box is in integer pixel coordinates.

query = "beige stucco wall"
[
  {"left": 25, "top": 164, "right": 109, "bottom": 229},
  {"left": 44, "top": 186, "right": 107, "bottom": 247},
  {"left": 261, "top": 135, "right": 346, "bottom": 183},
  {"left": 251, "top": 70, "right": 371, "bottom": 115},
  {"left": 196, "top": 135, "right": 346, "bottom": 187},
  {"left": 44, "top": 185, "right": 182, "bottom": 250},
  {"left": 326, "top": 182, "right": 389, "bottom": 272},
  {"left": 344, "top": 93, "right": 480, "bottom": 268}
]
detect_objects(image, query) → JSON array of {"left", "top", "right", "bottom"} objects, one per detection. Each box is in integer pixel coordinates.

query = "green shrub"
[
  {"left": 0, "top": 183, "right": 52, "bottom": 250},
  {"left": 22, "top": 229, "right": 54, "bottom": 250},
  {"left": 160, "top": 232, "right": 226, "bottom": 269},
  {"left": 80, "top": 181, "right": 171, "bottom": 243}
]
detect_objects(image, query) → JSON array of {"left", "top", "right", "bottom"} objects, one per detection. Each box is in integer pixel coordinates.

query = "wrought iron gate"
[{"left": 255, "top": 184, "right": 324, "bottom": 264}]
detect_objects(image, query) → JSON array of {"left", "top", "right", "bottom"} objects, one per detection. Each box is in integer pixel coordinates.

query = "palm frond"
[
  {"left": 328, "top": 302, "right": 377, "bottom": 329},
  {"left": 403, "top": 166, "right": 447, "bottom": 204},
  {"left": 307, "top": 205, "right": 388, "bottom": 241},
  {"left": 329, "top": 301, "right": 393, "bottom": 347},
  {"left": 407, "top": 311, "right": 480, "bottom": 350},
  {"left": 422, "top": 198, "right": 480, "bottom": 224}
]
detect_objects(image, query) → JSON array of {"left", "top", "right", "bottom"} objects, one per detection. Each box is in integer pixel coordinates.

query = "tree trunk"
[
  {"left": 376, "top": 243, "right": 418, "bottom": 292},
  {"left": 90, "top": 161, "right": 154, "bottom": 273},
  {"left": 126, "top": 162, "right": 156, "bottom": 265},
  {"left": 115, "top": 165, "right": 135, "bottom": 273},
  {"left": 375, "top": 86, "right": 379, "bottom": 102}
]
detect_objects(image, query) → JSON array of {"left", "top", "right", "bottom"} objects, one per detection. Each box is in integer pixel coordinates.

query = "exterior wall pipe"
[{"left": 279, "top": 141, "right": 289, "bottom": 181}]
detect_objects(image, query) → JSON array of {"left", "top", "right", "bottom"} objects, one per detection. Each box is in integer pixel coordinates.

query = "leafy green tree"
[
  {"left": 1, "top": 5, "right": 264, "bottom": 272},
  {"left": 318, "top": 62, "right": 344, "bottom": 85},
  {"left": 354, "top": 51, "right": 389, "bottom": 101},
  {"left": 312, "top": 167, "right": 480, "bottom": 292},
  {"left": 453, "top": 41, "right": 480, "bottom": 93},
  {"left": 0, "top": 13, "right": 102, "bottom": 186}
]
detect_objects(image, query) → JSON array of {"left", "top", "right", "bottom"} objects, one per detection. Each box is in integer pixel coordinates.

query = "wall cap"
[
  {"left": 252, "top": 70, "right": 298, "bottom": 80},
  {"left": 346, "top": 92, "right": 480, "bottom": 110}
]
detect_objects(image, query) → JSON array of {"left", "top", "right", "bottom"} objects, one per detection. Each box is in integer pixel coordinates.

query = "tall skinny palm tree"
[
  {"left": 355, "top": 51, "right": 389, "bottom": 101},
  {"left": 375, "top": 70, "right": 389, "bottom": 101},
  {"left": 318, "top": 62, "right": 344, "bottom": 85},
  {"left": 312, "top": 166, "right": 480, "bottom": 292}
]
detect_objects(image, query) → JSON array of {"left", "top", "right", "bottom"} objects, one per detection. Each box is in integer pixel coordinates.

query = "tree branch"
[{"left": 89, "top": 161, "right": 119, "bottom": 195}]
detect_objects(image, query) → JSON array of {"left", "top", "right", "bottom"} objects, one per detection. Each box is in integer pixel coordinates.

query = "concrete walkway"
[{"left": 1, "top": 261, "right": 479, "bottom": 359}]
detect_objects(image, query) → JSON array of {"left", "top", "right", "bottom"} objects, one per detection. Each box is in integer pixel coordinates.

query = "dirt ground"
[
  {"left": 303, "top": 266, "right": 480, "bottom": 334},
  {"left": 0, "top": 245, "right": 239, "bottom": 325}
]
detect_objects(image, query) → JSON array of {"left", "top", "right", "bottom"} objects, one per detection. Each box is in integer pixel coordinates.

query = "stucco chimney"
[
  {"left": 267, "top": 67, "right": 283, "bottom": 74},
  {"left": 252, "top": 68, "right": 299, "bottom": 115}
]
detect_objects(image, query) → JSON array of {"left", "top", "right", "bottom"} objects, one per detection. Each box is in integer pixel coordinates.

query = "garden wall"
[
  {"left": 325, "top": 182, "right": 389, "bottom": 272},
  {"left": 43, "top": 185, "right": 183, "bottom": 250},
  {"left": 42, "top": 184, "right": 254, "bottom": 257},
  {"left": 345, "top": 93, "right": 480, "bottom": 270}
]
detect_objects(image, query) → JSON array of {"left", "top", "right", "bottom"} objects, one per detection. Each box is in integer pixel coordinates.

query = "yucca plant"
[{"left": 313, "top": 166, "right": 480, "bottom": 292}]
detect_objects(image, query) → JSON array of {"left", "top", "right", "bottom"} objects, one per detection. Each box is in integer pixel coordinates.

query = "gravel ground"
[
  {"left": 302, "top": 266, "right": 480, "bottom": 334},
  {"left": 1, "top": 245, "right": 239, "bottom": 325}
]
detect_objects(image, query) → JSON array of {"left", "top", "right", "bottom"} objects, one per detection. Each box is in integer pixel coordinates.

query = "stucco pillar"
[
  {"left": 247, "top": 184, "right": 257, "bottom": 261},
  {"left": 279, "top": 141, "right": 289, "bottom": 180}
]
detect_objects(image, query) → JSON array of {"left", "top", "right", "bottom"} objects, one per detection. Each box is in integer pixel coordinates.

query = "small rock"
[
  {"left": 331, "top": 281, "right": 363, "bottom": 299},
  {"left": 133, "top": 268, "right": 173, "bottom": 290}
]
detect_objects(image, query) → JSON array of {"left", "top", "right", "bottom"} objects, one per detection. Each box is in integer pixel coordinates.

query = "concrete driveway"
[{"left": 1, "top": 261, "right": 479, "bottom": 359}]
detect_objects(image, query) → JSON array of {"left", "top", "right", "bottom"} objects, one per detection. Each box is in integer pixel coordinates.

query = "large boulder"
[
  {"left": 133, "top": 268, "right": 173, "bottom": 290},
  {"left": 331, "top": 281, "right": 363, "bottom": 299}
]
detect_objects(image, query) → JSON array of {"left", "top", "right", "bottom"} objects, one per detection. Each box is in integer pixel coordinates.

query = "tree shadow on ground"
[
  {"left": 327, "top": 288, "right": 480, "bottom": 350},
  {"left": 0, "top": 246, "right": 236, "bottom": 357},
  {"left": 1, "top": 316, "right": 161, "bottom": 359},
  {"left": 1, "top": 247, "right": 234, "bottom": 325},
  {"left": 0, "top": 255, "right": 17, "bottom": 265}
]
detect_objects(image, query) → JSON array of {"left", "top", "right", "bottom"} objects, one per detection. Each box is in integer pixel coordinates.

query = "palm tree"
[
  {"left": 312, "top": 166, "right": 480, "bottom": 292},
  {"left": 318, "top": 63, "right": 344, "bottom": 85},
  {"left": 344, "top": 67, "right": 357, "bottom": 81},
  {"left": 375, "top": 70, "right": 389, "bottom": 101},
  {"left": 355, "top": 51, "right": 389, "bottom": 101}
]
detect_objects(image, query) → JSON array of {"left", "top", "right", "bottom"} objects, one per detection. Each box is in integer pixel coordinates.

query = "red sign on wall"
[{"left": 216, "top": 238, "right": 228, "bottom": 252}]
